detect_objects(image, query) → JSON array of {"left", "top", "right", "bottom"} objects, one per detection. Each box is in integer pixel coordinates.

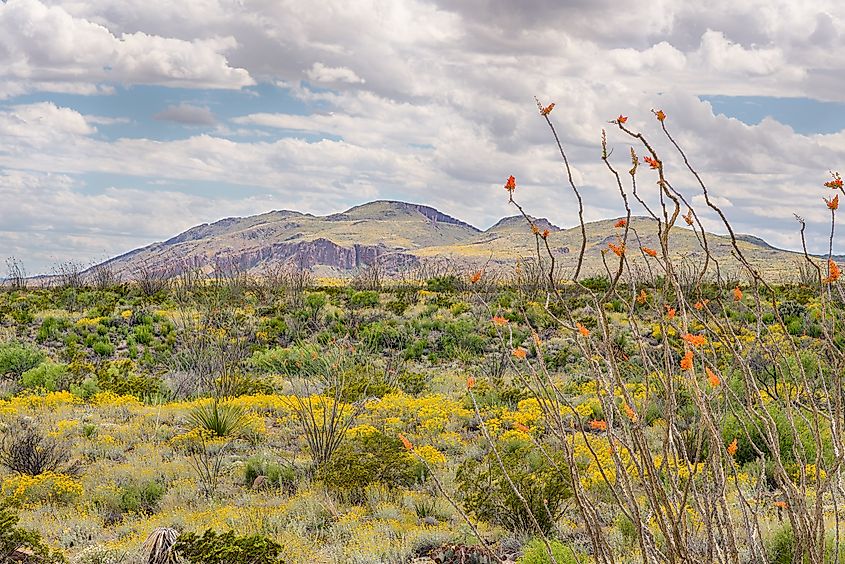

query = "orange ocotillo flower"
[
  {"left": 682, "top": 333, "right": 707, "bottom": 348},
  {"left": 643, "top": 156, "right": 660, "bottom": 169},
  {"left": 608, "top": 242, "right": 625, "bottom": 257},
  {"left": 617, "top": 115, "right": 628, "bottom": 124},
  {"left": 470, "top": 270, "right": 483, "bottom": 284},
  {"left": 399, "top": 433, "right": 413, "bottom": 451},
  {"left": 655, "top": 109, "right": 666, "bottom": 122},
  {"left": 826, "top": 195, "right": 840, "bottom": 210},
  {"left": 727, "top": 438, "right": 738, "bottom": 457},
  {"left": 641, "top": 246, "right": 658, "bottom": 257},
  {"left": 491, "top": 315, "right": 508, "bottom": 326},
  {"left": 665, "top": 305, "right": 676, "bottom": 319},
  {"left": 623, "top": 403, "right": 638, "bottom": 422},
  {"left": 733, "top": 286, "right": 743, "bottom": 301},
  {"left": 590, "top": 419, "right": 608, "bottom": 431},
  {"left": 615, "top": 219, "right": 627, "bottom": 228},
  {"left": 466, "top": 376, "right": 476, "bottom": 390},
  {"left": 680, "top": 350, "right": 694, "bottom": 371},
  {"left": 825, "top": 260, "right": 841, "bottom": 283},
  {"left": 636, "top": 289, "right": 648, "bottom": 304},
  {"left": 576, "top": 322, "right": 590, "bottom": 337},
  {"left": 504, "top": 175, "right": 516, "bottom": 192},
  {"left": 824, "top": 173, "right": 843, "bottom": 189},
  {"left": 694, "top": 299, "right": 710, "bottom": 310},
  {"left": 542, "top": 229, "right": 550, "bottom": 239},
  {"left": 540, "top": 102, "right": 555, "bottom": 116},
  {"left": 512, "top": 347, "right": 527, "bottom": 359},
  {"left": 706, "top": 367, "right": 721, "bottom": 388},
  {"left": 514, "top": 422, "right": 530, "bottom": 433}
]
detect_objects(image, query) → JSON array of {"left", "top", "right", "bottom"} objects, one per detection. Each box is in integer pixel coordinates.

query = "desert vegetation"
[{"left": 1, "top": 105, "right": 844, "bottom": 564}]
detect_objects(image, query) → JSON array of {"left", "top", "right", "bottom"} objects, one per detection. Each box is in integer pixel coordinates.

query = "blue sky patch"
[{"left": 701, "top": 95, "right": 845, "bottom": 135}]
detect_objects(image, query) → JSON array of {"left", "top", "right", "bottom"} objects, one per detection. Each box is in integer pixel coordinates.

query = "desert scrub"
[
  {"left": 319, "top": 426, "right": 423, "bottom": 499},
  {"left": 174, "top": 529, "right": 284, "bottom": 564},
  {"left": 517, "top": 538, "right": 583, "bottom": 564},
  {"left": 0, "top": 502, "right": 66, "bottom": 563},
  {"left": 0, "top": 341, "right": 46, "bottom": 377},
  {"left": 2, "top": 471, "right": 83, "bottom": 506},
  {"left": 457, "top": 433, "right": 570, "bottom": 534},
  {"left": 243, "top": 453, "right": 297, "bottom": 492}
]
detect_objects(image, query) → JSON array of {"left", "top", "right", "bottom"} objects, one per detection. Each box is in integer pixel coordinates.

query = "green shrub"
[
  {"left": 21, "top": 362, "right": 72, "bottom": 391},
  {"left": 94, "top": 359, "right": 164, "bottom": 398},
  {"left": 426, "top": 275, "right": 460, "bottom": 293},
  {"left": 457, "top": 435, "right": 570, "bottom": 534},
  {"left": 0, "top": 502, "right": 66, "bottom": 563},
  {"left": 398, "top": 370, "right": 430, "bottom": 395},
  {"left": 189, "top": 400, "right": 247, "bottom": 438},
  {"left": 243, "top": 454, "right": 297, "bottom": 492},
  {"left": 360, "top": 320, "right": 405, "bottom": 351},
  {"left": 119, "top": 480, "right": 166, "bottom": 515},
  {"left": 517, "top": 538, "right": 582, "bottom": 564},
  {"left": 134, "top": 325, "right": 154, "bottom": 345},
  {"left": 0, "top": 341, "right": 45, "bottom": 377},
  {"left": 174, "top": 529, "right": 283, "bottom": 564},
  {"left": 318, "top": 427, "right": 421, "bottom": 498},
  {"left": 349, "top": 290, "right": 379, "bottom": 308},
  {"left": 92, "top": 340, "right": 115, "bottom": 357},
  {"left": 766, "top": 524, "right": 796, "bottom": 564},
  {"left": 37, "top": 317, "right": 66, "bottom": 343}
]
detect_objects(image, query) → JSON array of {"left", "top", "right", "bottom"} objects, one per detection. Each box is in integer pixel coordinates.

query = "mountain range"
[{"left": 97, "top": 200, "right": 808, "bottom": 280}]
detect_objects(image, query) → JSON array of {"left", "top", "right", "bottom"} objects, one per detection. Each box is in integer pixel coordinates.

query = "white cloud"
[
  {"left": 306, "top": 63, "right": 365, "bottom": 84},
  {"left": 153, "top": 103, "right": 216, "bottom": 125},
  {"left": 4, "top": 0, "right": 845, "bottom": 271},
  {"left": 0, "top": 0, "right": 253, "bottom": 94}
]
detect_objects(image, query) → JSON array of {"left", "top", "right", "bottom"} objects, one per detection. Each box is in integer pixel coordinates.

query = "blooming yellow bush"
[{"left": 2, "top": 472, "right": 83, "bottom": 506}]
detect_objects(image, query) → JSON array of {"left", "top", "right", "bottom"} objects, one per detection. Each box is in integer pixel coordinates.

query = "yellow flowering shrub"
[
  {"left": 2, "top": 472, "right": 83, "bottom": 506},
  {"left": 363, "top": 393, "right": 470, "bottom": 435}
]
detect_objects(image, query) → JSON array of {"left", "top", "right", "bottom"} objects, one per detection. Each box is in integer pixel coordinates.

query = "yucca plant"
[
  {"left": 188, "top": 399, "right": 246, "bottom": 439},
  {"left": 142, "top": 527, "right": 178, "bottom": 564}
]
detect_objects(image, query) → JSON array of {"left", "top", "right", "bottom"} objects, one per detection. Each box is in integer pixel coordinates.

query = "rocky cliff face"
[
  {"left": 88, "top": 203, "right": 803, "bottom": 281},
  {"left": 211, "top": 238, "right": 420, "bottom": 272}
]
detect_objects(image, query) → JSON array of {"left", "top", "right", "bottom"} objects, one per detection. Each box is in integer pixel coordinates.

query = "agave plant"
[{"left": 143, "top": 527, "right": 179, "bottom": 564}]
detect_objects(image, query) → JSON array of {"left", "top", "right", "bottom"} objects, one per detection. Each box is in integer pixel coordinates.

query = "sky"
[{"left": 1, "top": 0, "right": 844, "bottom": 274}]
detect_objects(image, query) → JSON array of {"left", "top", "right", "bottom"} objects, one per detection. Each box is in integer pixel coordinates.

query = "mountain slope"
[{"left": 98, "top": 202, "right": 806, "bottom": 280}]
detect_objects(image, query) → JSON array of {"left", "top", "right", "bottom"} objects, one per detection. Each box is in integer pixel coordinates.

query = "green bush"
[
  {"left": 243, "top": 454, "right": 297, "bottom": 492},
  {"left": 0, "top": 341, "right": 45, "bottom": 377},
  {"left": 0, "top": 502, "right": 66, "bottom": 563},
  {"left": 119, "top": 480, "right": 166, "bottom": 515},
  {"left": 174, "top": 529, "right": 283, "bottom": 564},
  {"left": 318, "top": 427, "right": 421, "bottom": 498},
  {"left": 94, "top": 359, "right": 165, "bottom": 398},
  {"left": 766, "top": 524, "right": 796, "bottom": 564},
  {"left": 457, "top": 435, "right": 570, "bottom": 534},
  {"left": 92, "top": 340, "right": 115, "bottom": 357},
  {"left": 517, "top": 538, "right": 582, "bottom": 564},
  {"left": 37, "top": 316, "right": 66, "bottom": 342},
  {"left": 21, "top": 362, "right": 72, "bottom": 391},
  {"left": 360, "top": 320, "right": 405, "bottom": 351},
  {"left": 349, "top": 290, "right": 379, "bottom": 308},
  {"left": 426, "top": 275, "right": 460, "bottom": 293},
  {"left": 398, "top": 370, "right": 430, "bottom": 395}
]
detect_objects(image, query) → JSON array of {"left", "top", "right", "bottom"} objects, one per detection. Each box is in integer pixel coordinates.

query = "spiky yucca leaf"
[
  {"left": 188, "top": 400, "right": 246, "bottom": 438},
  {"left": 142, "top": 527, "right": 178, "bottom": 564}
]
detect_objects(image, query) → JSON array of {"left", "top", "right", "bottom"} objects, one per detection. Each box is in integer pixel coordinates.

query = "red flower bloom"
[{"left": 504, "top": 175, "right": 516, "bottom": 192}]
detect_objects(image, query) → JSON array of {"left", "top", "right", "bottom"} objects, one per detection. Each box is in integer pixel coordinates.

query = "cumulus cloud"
[
  {"left": 306, "top": 63, "right": 365, "bottom": 84},
  {"left": 4, "top": 0, "right": 845, "bottom": 271},
  {"left": 0, "top": 0, "right": 253, "bottom": 94},
  {"left": 153, "top": 103, "right": 216, "bottom": 125}
]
